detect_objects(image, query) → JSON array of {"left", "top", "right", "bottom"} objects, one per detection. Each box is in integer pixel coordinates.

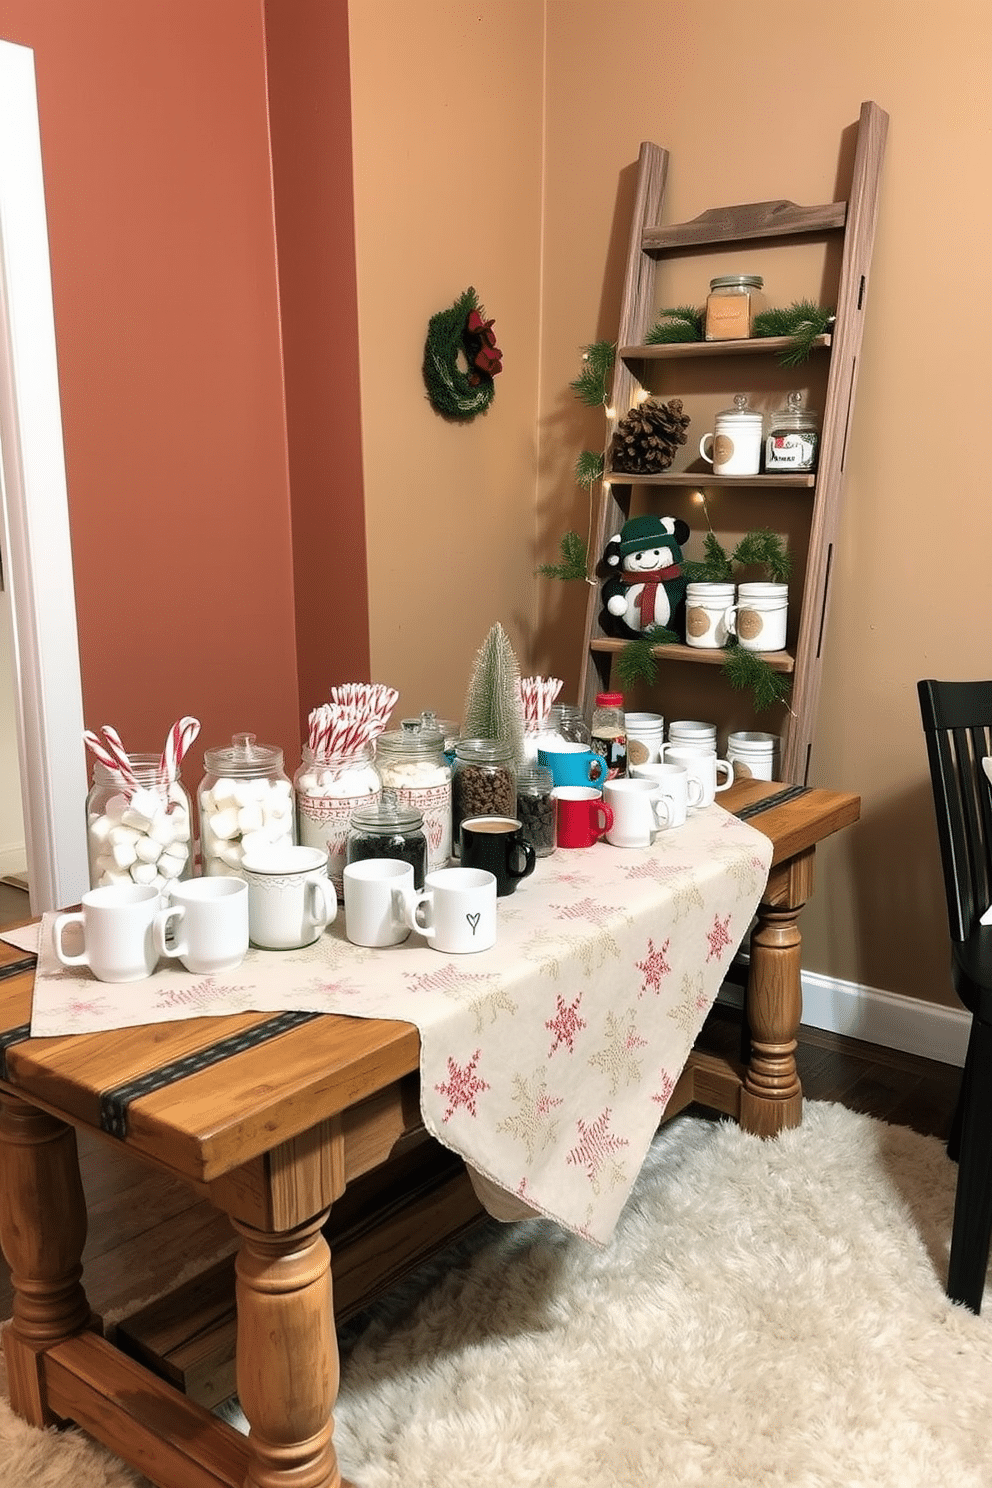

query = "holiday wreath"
[{"left": 422, "top": 287, "right": 502, "bottom": 421}]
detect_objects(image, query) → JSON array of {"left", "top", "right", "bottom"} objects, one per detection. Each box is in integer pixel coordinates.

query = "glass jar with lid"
[
  {"left": 591, "top": 692, "right": 628, "bottom": 780},
  {"left": 515, "top": 764, "right": 556, "bottom": 857},
  {"left": 87, "top": 755, "right": 194, "bottom": 893},
  {"left": 198, "top": 733, "right": 295, "bottom": 877},
  {"left": 376, "top": 716, "right": 452, "bottom": 873},
  {"left": 704, "top": 274, "right": 766, "bottom": 340},
  {"left": 765, "top": 391, "right": 820, "bottom": 472},
  {"left": 295, "top": 741, "right": 381, "bottom": 893},
  {"left": 452, "top": 738, "right": 517, "bottom": 848},
  {"left": 346, "top": 793, "right": 428, "bottom": 888},
  {"left": 546, "top": 703, "right": 591, "bottom": 748}
]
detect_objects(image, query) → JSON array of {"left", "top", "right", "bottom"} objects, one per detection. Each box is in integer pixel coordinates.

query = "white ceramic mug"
[
  {"left": 630, "top": 761, "right": 705, "bottom": 825},
  {"left": 724, "top": 584, "right": 789, "bottom": 652},
  {"left": 666, "top": 721, "right": 718, "bottom": 752},
  {"left": 241, "top": 844, "right": 336, "bottom": 949},
  {"left": 684, "top": 583, "right": 736, "bottom": 649},
  {"left": 401, "top": 866, "right": 497, "bottom": 953},
  {"left": 603, "top": 777, "right": 673, "bottom": 846},
  {"left": 53, "top": 883, "right": 164, "bottom": 983},
  {"left": 343, "top": 858, "right": 414, "bottom": 948},
  {"left": 625, "top": 712, "right": 665, "bottom": 766},
  {"left": 726, "top": 731, "right": 779, "bottom": 782},
  {"left": 154, "top": 876, "right": 249, "bottom": 974},
  {"left": 699, "top": 406, "right": 763, "bottom": 475},
  {"left": 662, "top": 745, "right": 734, "bottom": 807}
]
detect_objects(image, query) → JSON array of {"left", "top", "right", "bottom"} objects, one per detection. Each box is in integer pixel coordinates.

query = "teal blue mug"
[{"left": 538, "top": 743, "right": 606, "bottom": 789}]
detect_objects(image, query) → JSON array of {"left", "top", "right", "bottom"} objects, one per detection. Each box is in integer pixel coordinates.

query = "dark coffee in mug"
[{"left": 459, "top": 817, "right": 536, "bottom": 896}]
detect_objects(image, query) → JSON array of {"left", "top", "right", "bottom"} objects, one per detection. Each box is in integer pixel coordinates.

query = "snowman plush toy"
[{"left": 601, "top": 513, "right": 691, "bottom": 639}]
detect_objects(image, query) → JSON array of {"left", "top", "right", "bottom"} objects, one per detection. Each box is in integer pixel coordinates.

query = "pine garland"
[
  {"left": 575, "top": 450, "right": 605, "bottom": 490},
  {"left": 721, "top": 642, "right": 792, "bottom": 713},
  {"left": 751, "top": 299, "right": 835, "bottom": 367},
  {"left": 461, "top": 622, "right": 527, "bottom": 767},
  {"left": 615, "top": 626, "right": 681, "bottom": 690},
  {"left": 645, "top": 306, "right": 704, "bottom": 345},
  {"left": 537, "top": 531, "right": 589, "bottom": 582},
  {"left": 423, "top": 288, "right": 500, "bottom": 421},
  {"left": 569, "top": 341, "right": 615, "bottom": 407}
]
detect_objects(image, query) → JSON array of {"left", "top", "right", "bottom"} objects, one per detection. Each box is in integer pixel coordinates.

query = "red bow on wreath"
[{"left": 465, "top": 308, "right": 503, "bottom": 384}]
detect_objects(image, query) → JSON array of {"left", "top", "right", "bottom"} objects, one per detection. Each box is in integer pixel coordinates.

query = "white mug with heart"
[{"left": 400, "top": 866, "right": 497, "bottom": 954}]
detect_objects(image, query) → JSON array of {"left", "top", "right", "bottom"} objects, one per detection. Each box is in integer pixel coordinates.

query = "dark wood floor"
[{"left": 0, "top": 994, "right": 963, "bottom": 1325}]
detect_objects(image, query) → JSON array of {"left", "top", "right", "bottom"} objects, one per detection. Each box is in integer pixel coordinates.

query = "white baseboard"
[{"left": 719, "top": 968, "right": 970, "bottom": 1069}]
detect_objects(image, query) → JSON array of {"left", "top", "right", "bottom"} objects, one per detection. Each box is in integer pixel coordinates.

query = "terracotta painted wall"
[
  {"left": 0, "top": 0, "right": 331, "bottom": 783},
  {"left": 535, "top": 0, "right": 992, "bottom": 1010},
  {"left": 347, "top": 0, "right": 545, "bottom": 725}
]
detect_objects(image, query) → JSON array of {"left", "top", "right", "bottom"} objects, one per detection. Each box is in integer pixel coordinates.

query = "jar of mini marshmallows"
[
  {"left": 87, "top": 756, "right": 193, "bottom": 893},
  {"left": 294, "top": 740, "right": 382, "bottom": 892},
  {"left": 198, "top": 733, "right": 295, "bottom": 876},
  {"left": 375, "top": 714, "right": 452, "bottom": 873}
]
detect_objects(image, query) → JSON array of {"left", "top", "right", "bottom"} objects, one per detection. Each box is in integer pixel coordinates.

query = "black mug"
[{"left": 459, "top": 816, "right": 536, "bottom": 896}]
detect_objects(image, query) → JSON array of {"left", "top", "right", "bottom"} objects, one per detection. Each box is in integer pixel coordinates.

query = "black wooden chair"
[{"left": 917, "top": 678, "right": 992, "bottom": 1312}]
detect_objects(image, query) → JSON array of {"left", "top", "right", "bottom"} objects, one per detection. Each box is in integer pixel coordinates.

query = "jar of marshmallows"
[
  {"left": 87, "top": 756, "right": 193, "bottom": 893},
  {"left": 294, "top": 740, "right": 382, "bottom": 892},
  {"left": 197, "top": 733, "right": 295, "bottom": 876},
  {"left": 375, "top": 715, "right": 452, "bottom": 873}
]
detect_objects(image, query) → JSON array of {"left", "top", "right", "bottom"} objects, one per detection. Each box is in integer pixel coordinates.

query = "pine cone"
[{"left": 610, "top": 397, "right": 691, "bottom": 474}]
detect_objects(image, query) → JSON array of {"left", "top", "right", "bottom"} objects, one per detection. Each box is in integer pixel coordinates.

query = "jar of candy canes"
[
  {"left": 294, "top": 742, "right": 382, "bottom": 892},
  {"left": 375, "top": 717, "right": 452, "bottom": 873},
  {"left": 198, "top": 733, "right": 295, "bottom": 876},
  {"left": 87, "top": 757, "right": 194, "bottom": 893}
]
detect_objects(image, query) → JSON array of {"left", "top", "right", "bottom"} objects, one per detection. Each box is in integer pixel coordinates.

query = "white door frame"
[{"left": 0, "top": 39, "right": 89, "bottom": 913}]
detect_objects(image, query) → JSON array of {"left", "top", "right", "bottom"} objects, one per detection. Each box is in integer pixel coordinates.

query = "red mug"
[{"left": 553, "top": 786, "right": 613, "bottom": 849}]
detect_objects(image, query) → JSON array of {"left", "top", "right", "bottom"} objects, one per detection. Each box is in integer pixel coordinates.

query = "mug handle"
[
  {"left": 508, "top": 839, "right": 536, "bottom": 880},
  {"left": 308, "top": 878, "right": 336, "bottom": 931},
  {"left": 53, "top": 911, "right": 87, "bottom": 967},
  {"left": 715, "top": 759, "right": 735, "bottom": 791},
  {"left": 723, "top": 603, "right": 739, "bottom": 638},
  {"left": 699, "top": 433, "right": 715, "bottom": 465},
  {"left": 400, "top": 886, "right": 436, "bottom": 938},
  {"left": 593, "top": 802, "right": 615, "bottom": 835},
  {"left": 686, "top": 776, "right": 706, "bottom": 808},
  {"left": 651, "top": 793, "right": 675, "bottom": 828},
  {"left": 587, "top": 755, "right": 606, "bottom": 784},
  {"left": 154, "top": 905, "right": 186, "bottom": 960}
]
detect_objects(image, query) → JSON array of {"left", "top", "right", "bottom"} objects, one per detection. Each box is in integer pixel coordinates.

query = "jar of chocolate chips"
[
  {"left": 346, "top": 793, "right": 427, "bottom": 888},
  {"left": 452, "top": 738, "right": 517, "bottom": 850},
  {"left": 515, "top": 764, "right": 555, "bottom": 857}
]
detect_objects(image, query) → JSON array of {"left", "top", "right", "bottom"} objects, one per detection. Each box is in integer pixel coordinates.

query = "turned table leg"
[
  {"left": 0, "top": 1093, "right": 94, "bottom": 1424},
  {"left": 739, "top": 849, "right": 815, "bottom": 1138},
  {"left": 233, "top": 1209, "right": 344, "bottom": 1488}
]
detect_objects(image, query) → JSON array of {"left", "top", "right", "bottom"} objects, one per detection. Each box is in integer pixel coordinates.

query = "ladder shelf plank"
[
  {"left": 589, "top": 638, "right": 795, "bottom": 675},
  {"left": 619, "top": 334, "right": 831, "bottom": 361}
]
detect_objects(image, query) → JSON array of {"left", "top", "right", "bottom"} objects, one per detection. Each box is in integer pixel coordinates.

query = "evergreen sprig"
[
  {"left": 574, "top": 450, "right": 605, "bottom": 490},
  {"left": 537, "top": 530, "right": 589, "bottom": 582},
  {"left": 731, "top": 529, "right": 793, "bottom": 583},
  {"left": 615, "top": 626, "right": 681, "bottom": 689},
  {"left": 645, "top": 306, "right": 704, "bottom": 345},
  {"left": 751, "top": 299, "right": 835, "bottom": 367},
  {"left": 720, "top": 642, "right": 792, "bottom": 714},
  {"left": 683, "top": 531, "right": 735, "bottom": 584},
  {"left": 569, "top": 341, "right": 616, "bottom": 407}
]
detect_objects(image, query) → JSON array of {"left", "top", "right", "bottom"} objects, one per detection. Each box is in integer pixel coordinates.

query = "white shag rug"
[{"left": 4, "top": 1102, "right": 991, "bottom": 1488}]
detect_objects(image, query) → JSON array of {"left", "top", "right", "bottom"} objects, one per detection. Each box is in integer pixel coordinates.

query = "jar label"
[{"left": 765, "top": 431, "right": 818, "bottom": 469}]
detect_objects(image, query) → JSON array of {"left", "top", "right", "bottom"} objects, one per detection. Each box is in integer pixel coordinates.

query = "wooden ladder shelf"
[{"left": 578, "top": 100, "right": 888, "bottom": 784}]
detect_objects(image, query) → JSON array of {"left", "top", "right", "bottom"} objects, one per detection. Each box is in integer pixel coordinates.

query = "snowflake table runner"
[{"left": 26, "top": 807, "right": 772, "bottom": 1244}]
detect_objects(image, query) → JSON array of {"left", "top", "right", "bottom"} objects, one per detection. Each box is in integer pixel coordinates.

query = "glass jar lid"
[
  {"left": 717, "top": 393, "right": 763, "bottom": 423},
  {"left": 454, "top": 737, "right": 514, "bottom": 763},
  {"left": 595, "top": 692, "right": 624, "bottom": 708},
  {"left": 771, "top": 390, "right": 818, "bottom": 430},
  {"left": 378, "top": 721, "right": 444, "bottom": 756},
  {"left": 203, "top": 732, "right": 284, "bottom": 777},
  {"left": 350, "top": 792, "right": 423, "bottom": 834},
  {"left": 709, "top": 274, "right": 763, "bottom": 290}
]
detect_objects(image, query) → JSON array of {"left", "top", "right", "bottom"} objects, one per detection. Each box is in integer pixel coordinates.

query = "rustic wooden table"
[{"left": 0, "top": 778, "right": 859, "bottom": 1488}]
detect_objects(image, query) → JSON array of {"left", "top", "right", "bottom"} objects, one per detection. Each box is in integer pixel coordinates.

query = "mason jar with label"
[
  {"left": 376, "top": 718, "right": 452, "bottom": 873},
  {"left": 295, "top": 741, "right": 382, "bottom": 892},
  {"left": 87, "top": 755, "right": 194, "bottom": 893},
  {"left": 198, "top": 734, "right": 295, "bottom": 877},
  {"left": 765, "top": 391, "right": 820, "bottom": 473}
]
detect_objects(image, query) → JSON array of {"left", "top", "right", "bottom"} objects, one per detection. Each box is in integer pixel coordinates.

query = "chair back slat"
[{"left": 918, "top": 679, "right": 992, "bottom": 944}]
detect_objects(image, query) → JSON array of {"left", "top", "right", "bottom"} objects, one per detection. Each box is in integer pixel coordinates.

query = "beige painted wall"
[
  {"left": 350, "top": 0, "right": 992, "bottom": 1013},
  {"left": 348, "top": 0, "right": 545, "bottom": 726}
]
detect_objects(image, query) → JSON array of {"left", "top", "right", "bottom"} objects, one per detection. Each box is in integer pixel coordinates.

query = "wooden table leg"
[
  {"left": 233, "top": 1210, "right": 343, "bottom": 1488},
  {"left": 738, "top": 848, "right": 815, "bottom": 1138},
  {"left": 0, "top": 1093, "right": 94, "bottom": 1425}
]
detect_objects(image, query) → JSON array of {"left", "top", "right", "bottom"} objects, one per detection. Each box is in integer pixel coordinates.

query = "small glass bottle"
[
  {"left": 515, "top": 764, "right": 556, "bottom": 857},
  {"left": 376, "top": 716, "right": 452, "bottom": 873},
  {"left": 87, "top": 755, "right": 193, "bottom": 893},
  {"left": 546, "top": 704, "right": 591, "bottom": 748},
  {"left": 765, "top": 391, "right": 820, "bottom": 472},
  {"left": 198, "top": 733, "right": 295, "bottom": 877},
  {"left": 590, "top": 692, "right": 628, "bottom": 779},
  {"left": 295, "top": 741, "right": 382, "bottom": 892},
  {"left": 452, "top": 738, "right": 517, "bottom": 846},
  {"left": 346, "top": 794, "right": 428, "bottom": 888}
]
